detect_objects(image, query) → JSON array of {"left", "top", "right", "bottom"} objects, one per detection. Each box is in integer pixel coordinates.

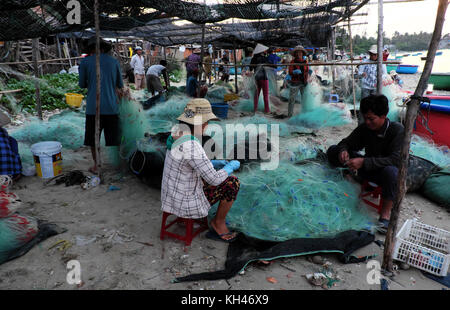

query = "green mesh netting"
[
  {"left": 287, "top": 81, "right": 352, "bottom": 129},
  {"left": 410, "top": 134, "right": 450, "bottom": 168},
  {"left": 0, "top": 214, "right": 39, "bottom": 264},
  {"left": 381, "top": 74, "right": 405, "bottom": 122},
  {"left": 208, "top": 161, "right": 375, "bottom": 241}
]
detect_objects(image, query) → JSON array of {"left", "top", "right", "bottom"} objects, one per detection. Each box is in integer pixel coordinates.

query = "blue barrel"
[{"left": 211, "top": 102, "right": 229, "bottom": 119}]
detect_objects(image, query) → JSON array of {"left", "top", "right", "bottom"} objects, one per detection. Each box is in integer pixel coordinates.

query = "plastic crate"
[{"left": 393, "top": 219, "right": 450, "bottom": 276}]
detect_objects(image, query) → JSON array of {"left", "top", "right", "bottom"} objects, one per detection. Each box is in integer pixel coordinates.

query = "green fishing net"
[
  {"left": 208, "top": 161, "right": 375, "bottom": 241},
  {"left": 410, "top": 134, "right": 450, "bottom": 168}
]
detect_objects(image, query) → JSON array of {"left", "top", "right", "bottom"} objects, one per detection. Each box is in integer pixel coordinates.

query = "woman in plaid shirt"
[{"left": 161, "top": 99, "right": 241, "bottom": 242}]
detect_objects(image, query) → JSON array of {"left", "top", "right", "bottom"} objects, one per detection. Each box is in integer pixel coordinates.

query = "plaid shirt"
[
  {"left": 358, "top": 60, "right": 387, "bottom": 89},
  {"left": 161, "top": 139, "right": 228, "bottom": 218},
  {"left": 0, "top": 128, "right": 22, "bottom": 176}
]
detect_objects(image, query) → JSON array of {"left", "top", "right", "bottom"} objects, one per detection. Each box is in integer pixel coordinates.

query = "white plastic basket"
[{"left": 393, "top": 219, "right": 450, "bottom": 276}]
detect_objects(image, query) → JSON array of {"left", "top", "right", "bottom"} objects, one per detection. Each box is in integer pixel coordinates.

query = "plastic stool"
[
  {"left": 360, "top": 180, "right": 383, "bottom": 214},
  {"left": 160, "top": 212, "right": 208, "bottom": 246}
]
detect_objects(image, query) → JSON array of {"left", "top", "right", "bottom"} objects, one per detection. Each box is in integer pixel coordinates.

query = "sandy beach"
[{"left": 0, "top": 72, "right": 449, "bottom": 291}]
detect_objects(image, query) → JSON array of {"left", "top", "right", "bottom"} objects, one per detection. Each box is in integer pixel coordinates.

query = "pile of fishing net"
[
  {"left": 0, "top": 176, "right": 38, "bottom": 264},
  {"left": 410, "top": 134, "right": 450, "bottom": 209},
  {"left": 208, "top": 160, "right": 375, "bottom": 241},
  {"left": 0, "top": 176, "right": 64, "bottom": 265},
  {"left": 287, "top": 81, "right": 353, "bottom": 129},
  {"left": 10, "top": 110, "right": 85, "bottom": 149},
  {"left": 410, "top": 134, "right": 450, "bottom": 168}
]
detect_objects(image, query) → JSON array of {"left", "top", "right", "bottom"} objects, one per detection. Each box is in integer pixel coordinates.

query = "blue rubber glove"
[
  {"left": 211, "top": 159, "right": 228, "bottom": 170},
  {"left": 223, "top": 160, "right": 240, "bottom": 175},
  {"left": 293, "top": 69, "right": 302, "bottom": 75}
]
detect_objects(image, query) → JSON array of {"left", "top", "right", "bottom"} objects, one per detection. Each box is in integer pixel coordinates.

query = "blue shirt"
[
  {"left": 186, "top": 76, "right": 198, "bottom": 97},
  {"left": 79, "top": 54, "right": 124, "bottom": 115}
]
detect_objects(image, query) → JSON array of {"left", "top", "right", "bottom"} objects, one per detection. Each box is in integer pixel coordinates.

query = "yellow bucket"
[{"left": 65, "top": 93, "right": 84, "bottom": 108}]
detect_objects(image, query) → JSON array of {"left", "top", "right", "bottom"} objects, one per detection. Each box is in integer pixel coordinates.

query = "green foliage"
[
  {"left": 0, "top": 73, "right": 86, "bottom": 113},
  {"left": 168, "top": 69, "right": 182, "bottom": 83},
  {"left": 336, "top": 29, "right": 433, "bottom": 54}
]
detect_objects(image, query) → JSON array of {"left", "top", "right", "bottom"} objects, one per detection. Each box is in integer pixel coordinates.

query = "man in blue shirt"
[
  {"left": 186, "top": 70, "right": 208, "bottom": 98},
  {"left": 79, "top": 38, "right": 124, "bottom": 174}
]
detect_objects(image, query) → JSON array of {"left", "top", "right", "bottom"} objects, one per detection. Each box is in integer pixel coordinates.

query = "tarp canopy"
[{"left": 0, "top": 0, "right": 369, "bottom": 47}]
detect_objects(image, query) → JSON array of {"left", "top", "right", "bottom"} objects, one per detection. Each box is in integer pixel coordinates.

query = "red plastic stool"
[
  {"left": 160, "top": 212, "right": 208, "bottom": 246},
  {"left": 360, "top": 181, "right": 383, "bottom": 214}
]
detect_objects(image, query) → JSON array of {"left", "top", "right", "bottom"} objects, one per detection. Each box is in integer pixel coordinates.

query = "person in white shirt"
[
  {"left": 146, "top": 60, "right": 170, "bottom": 96},
  {"left": 130, "top": 46, "right": 146, "bottom": 90}
]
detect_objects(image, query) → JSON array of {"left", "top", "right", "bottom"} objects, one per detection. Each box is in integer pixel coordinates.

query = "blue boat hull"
[{"left": 396, "top": 65, "right": 418, "bottom": 74}]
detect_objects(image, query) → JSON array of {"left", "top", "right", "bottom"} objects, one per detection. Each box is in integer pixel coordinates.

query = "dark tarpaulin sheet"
[
  {"left": 0, "top": 0, "right": 367, "bottom": 44},
  {"left": 174, "top": 230, "right": 375, "bottom": 282}
]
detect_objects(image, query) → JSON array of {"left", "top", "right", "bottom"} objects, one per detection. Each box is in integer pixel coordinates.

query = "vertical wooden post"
[
  {"left": 233, "top": 41, "right": 238, "bottom": 94},
  {"left": 347, "top": 13, "right": 357, "bottom": 118},
  {"left": 56, "top": 34, "right": 63, "bottom": 71},
  {"left": 32, "top": 38, "right": 42, "bottom": 120},
  {"left": 376, "top": 0, "right": 384, "bottom": 95},
  {"left": 331, "top": 26, "right": 336, "bottom": 91},
  {"left": 198, "top": 24, "right": 206, "bottom": 97},
  {"left": 381, "top": 0, "right": 449, "bottom": 274},
  {"left": 94, "top": 0, "right": 102, "bottom": 180}
]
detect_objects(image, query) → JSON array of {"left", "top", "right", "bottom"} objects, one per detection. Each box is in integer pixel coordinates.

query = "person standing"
[
  {"left": 203, "top": 52, "right": 213, "bottom": 85},
  {"left": 146, "top": 59, "right": 170, "bottom": 96},
  {"left": 79, "top": 38, "right": 124, "bottom": 174},
  {"left": 358, "top": 45, "right": 387, "bottom": 101},
  {"left": 287, "top": 45, "right": 309, "bottom": 117},
  {"left": 220, "top": 51, "right": 230, "bottom": 82},
  {"left": 186, "top": 48, "right": 201, "bottom": 80},
  {"left": 130, "top": 46, "right": 146, "bottom": 90},
  {"left": 250, "top": 43, "right": 270, "bottom": 114}
]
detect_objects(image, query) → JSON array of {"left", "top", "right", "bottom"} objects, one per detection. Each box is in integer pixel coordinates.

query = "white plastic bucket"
[{"left": 30, "top": 141, "right": 63, "bottom": 178}]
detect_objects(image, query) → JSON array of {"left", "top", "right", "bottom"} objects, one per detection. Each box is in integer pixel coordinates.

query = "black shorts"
[{"left": 84, "top": 114, "right": 120, "bottom": 147}]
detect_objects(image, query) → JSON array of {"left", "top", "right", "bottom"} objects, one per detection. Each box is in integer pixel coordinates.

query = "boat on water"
[
  {"left": 396, "top": 64, "right": 419, "bottom": 74},
  {"left": 428, "top": 73, "right": 450, "bottom": 90},
  {"left": 414, "top": 95, "right": 450, "bottom": 147}
]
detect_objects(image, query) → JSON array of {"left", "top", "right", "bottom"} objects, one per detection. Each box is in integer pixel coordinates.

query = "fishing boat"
[
  {"left": 396, "top": 64, "right": 419, "bottom": 74},
  {"left": 414, "top": 95, "right": 450, "bottom": 147},
  {"left": 386, "top": 64, "right": 398, "bottom": 72},
  {"left": 428, "top": 73, "right": 450, "bottom": 90}
]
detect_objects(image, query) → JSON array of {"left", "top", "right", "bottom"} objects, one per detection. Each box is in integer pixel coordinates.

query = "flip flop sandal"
[{"left": 205, "top": 229, "right": 238, "bottom": 243}]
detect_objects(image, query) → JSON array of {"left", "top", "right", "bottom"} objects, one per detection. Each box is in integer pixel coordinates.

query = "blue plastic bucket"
[{"left": 211, "top": 102, "right": 229, "bottom": 119}]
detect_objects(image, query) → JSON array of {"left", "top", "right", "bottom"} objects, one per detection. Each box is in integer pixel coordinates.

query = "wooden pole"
[
  {"left": 331, "top": 27, "right": 336, "bottom": 91},
  {"left": 381, "top": 0, "right": 449, "bottom": 274},
  {"left": 32, "top": 38, "right": 42, "bottom": 120},
  {"left": 198, "top": 24, "right": 206, "bottom": 97},
  {"left": 233, "top": 41, "right": 238, "bottom": 94},
  {"left": 376, "top": 0, "right": 384, "bottom": 94},
  {"left": 56, "top": 34, "right": 63, "bottom": 71},
  {"left": 94, "top": 0, "right": 102, "bottom": 179},
  {"left": 347, "top": 12, "right": 357, "bottom": 118}
]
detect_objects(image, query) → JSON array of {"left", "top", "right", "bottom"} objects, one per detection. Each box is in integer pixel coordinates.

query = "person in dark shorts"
[
  {"left": 79, "top": 37, "right": 124, "bottom": 174},
  {"left": 326, "top": 94, "right": 405, "bottom": 234}
]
